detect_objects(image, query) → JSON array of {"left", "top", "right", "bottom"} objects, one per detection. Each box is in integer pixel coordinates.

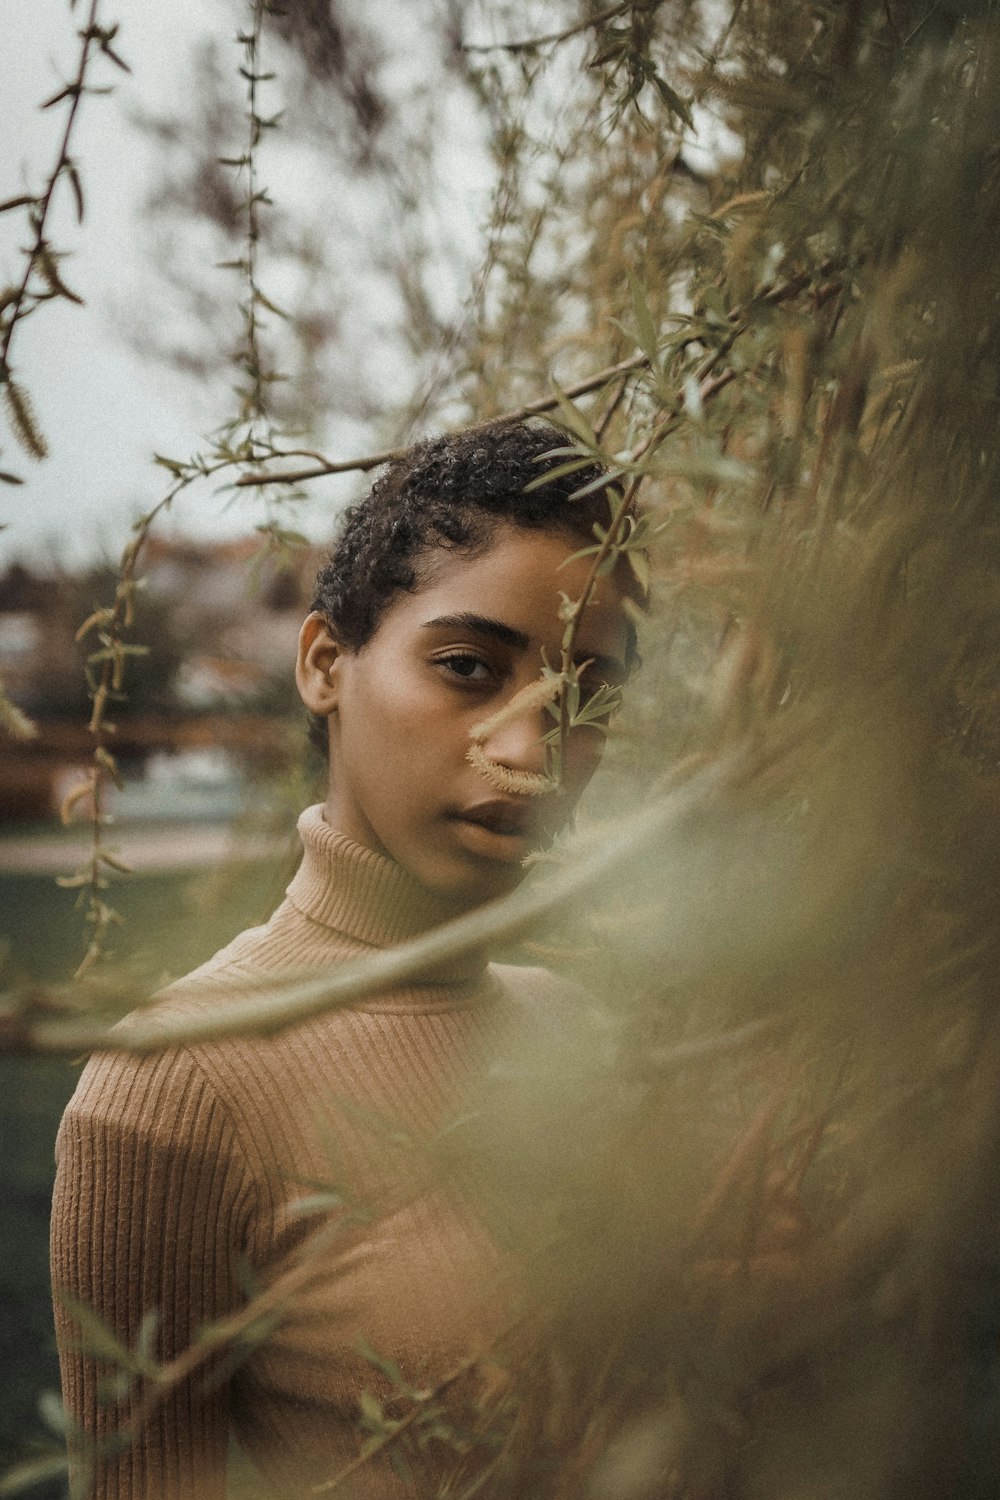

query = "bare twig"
[
  {"left": 461, "top": 3, "right": 628, "bottom": 56},
  {"left": 234, "top": 352, "right": 651, "bottom": 487}
]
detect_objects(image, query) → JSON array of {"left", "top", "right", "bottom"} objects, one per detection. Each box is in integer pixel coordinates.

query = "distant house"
[{"left": 0, "top": 535, "right": 322, "bottom": 822}]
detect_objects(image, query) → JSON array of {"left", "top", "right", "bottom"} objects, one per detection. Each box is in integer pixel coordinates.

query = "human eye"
[{"left": 433, "top": 651, "right": 496, "bottom": 686}]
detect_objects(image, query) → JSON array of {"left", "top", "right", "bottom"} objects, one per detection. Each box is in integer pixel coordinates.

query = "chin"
[{"left": 424, "top": 852, "right": 528, "bottom": 909}]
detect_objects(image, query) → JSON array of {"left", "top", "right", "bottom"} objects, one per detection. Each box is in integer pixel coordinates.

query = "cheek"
[{"left": 340, "top": 670, "right": 458, "bottom": 780}]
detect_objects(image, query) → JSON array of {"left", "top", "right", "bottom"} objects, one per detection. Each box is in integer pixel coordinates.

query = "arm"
[{"left": 51, "top": 1045, "right": 252, "bottom": 1500}]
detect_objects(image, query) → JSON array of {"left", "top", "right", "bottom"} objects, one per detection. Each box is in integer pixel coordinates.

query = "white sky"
[
  {"left": 0, "top": 0, "right": 400, "bottom": 568},
  {"left": 0, "top": 1, "right": 244, "bottom": 565},
  {"left": 0, "top": 3, "right": 735, "bottom": 571}
]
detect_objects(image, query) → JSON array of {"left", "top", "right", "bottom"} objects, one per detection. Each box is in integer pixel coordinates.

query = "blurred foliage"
[{"left": 6, "top": 0, "right": 1000, "bottom": 1496}]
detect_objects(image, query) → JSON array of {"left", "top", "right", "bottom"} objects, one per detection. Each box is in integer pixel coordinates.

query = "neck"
[{"left": 286, "top": 806, "right": 490, "bottom": 984}]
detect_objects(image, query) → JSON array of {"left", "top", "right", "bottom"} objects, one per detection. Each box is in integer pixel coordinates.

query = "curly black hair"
[
  {"left": 307, "top": 417, "right": 643, "bottom": 751},
  {"left": 312, "top": 418, "right": 638, "bottom": 642}
]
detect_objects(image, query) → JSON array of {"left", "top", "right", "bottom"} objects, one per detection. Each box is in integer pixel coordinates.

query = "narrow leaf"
[
  {"left": 100, "top": 41, "right": 131, "bottom": 72},
  {"left": 0, "top": 687, "right": 37, "bottom": 740},
  {"left": 37, "top": 247, "right": 84, "bottom": 306},
  {"left": 650, "top": 71, "right": 695, "bottom": 130},
  {"left": 627, "top": 547, "right": 651, "bottom": 594},
  {"left": 66, "top": 160, "right": 85, "bottom": 223},
  {"left": 549, "top": 381, "right": 598, "bottom": 447},
  {"left": 55, "top": 1291, "right": 134, "bottom": 1367},
  {"left": 2, "top": 382, "right": 49, "bottom": 460},
  {"left": 0, "top": 1454, "right": 69, "bottom": 1497},
  {"left": 98, "top": 850, "right": 133, "bottom": 875},
  {"left": 523, "top": 456, "right": 593, "bottom": 492},
  {"left": 629, "top": 272, "right": 660, "bottom": 363}
]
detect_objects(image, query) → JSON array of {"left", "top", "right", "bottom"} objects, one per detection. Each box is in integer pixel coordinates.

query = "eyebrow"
[
  {"left": 423, "top": 612, "right": 530, "bottom": 650},
  {"left": 422, "top": 612, "right": 627, "bottom": 680}
]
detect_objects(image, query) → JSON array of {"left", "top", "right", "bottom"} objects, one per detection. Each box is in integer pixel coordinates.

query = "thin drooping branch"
[
  {"left": 553, "top": 312, "right": 748, "bottom": 765},
  {"left": 4, "top": 753, "right": 739, "bottom": 1056},
  {"left": 64, "top": 479, "right": 194, "bottom": 977},
  {"left": 233, "top": 351, "right": 651, "bottom": 487},
  {"left": 460, "top": 2, "right": 628, "bottom": 55},
  {"left": 0, "top": 0, "right": 126, "bottom": 408},
  {"left": 234, "top": 263, "right": 834, "bottom": 491}
]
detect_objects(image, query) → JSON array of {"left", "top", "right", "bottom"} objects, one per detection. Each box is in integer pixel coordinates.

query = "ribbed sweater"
[{"left": 51, "top": 806, "right": 553, "bottom": 1499}]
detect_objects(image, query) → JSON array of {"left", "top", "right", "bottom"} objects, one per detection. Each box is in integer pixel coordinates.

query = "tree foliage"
[{"left": 5, "top": 0, "right": 1000, "bottom": 1495}]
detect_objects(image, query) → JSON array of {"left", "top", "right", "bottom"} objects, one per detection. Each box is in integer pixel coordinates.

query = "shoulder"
[{"left": 59, "top": 1039, "right": 220, "bottom": 1151}]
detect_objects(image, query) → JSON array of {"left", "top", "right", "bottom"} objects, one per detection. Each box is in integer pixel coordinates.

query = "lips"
[{"left": 458, "top": 799, "right": 538, "bottom": 838}]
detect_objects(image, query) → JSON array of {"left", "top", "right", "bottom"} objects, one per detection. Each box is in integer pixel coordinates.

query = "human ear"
[{"left": 295, "top": 611, "right": 343, "bottom": 717}]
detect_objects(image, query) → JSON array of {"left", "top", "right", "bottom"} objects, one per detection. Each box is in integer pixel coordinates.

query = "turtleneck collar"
[{"left": 284, "top": 805, "right": 490, "bottom": 986}]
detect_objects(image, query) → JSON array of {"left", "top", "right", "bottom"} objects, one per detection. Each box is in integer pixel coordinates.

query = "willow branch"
[
  {"left": 233, "top": 351, "right": 651, "bottom": 487},
  {"left": 4, "top": 753, "right": 740, "bottom": 1056},
  {"left": 0, "top": 0, "right": 108, "bottom": 383},
  {"left": 234, "top": 265, "right": 832, "bottom": 491},
  {"left": 461, "top": 3, "right": 628, "bottom": 55},
  {"left": 551, "top": 262, "right": 836, "bottom": 760}
]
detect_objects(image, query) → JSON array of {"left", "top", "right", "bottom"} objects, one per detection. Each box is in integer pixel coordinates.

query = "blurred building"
[{"left": 0, "top": 536, "right": 322, "bottom": 822}]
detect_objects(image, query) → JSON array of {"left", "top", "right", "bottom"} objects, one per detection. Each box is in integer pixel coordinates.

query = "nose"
[
  {"left": 481, "top": 706, "right": 548, "bottom": 775},
  {"left": 467, "top": 676, "right": 557, "bottom": 794}
]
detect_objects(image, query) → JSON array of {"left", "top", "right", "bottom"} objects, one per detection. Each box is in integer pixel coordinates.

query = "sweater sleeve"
[{"left": 50, "top": 1045, "right": 253, "bottom": 1500}]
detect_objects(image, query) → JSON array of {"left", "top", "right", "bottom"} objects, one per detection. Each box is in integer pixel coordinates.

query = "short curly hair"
[
  {"left": 312, "top": 418, "right": 639, "bottom": 640},
  {"left": 307, "top": 417, "right": 642, "bottom": 751}
]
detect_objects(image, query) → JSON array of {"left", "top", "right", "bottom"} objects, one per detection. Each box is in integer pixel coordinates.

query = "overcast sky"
[
  {"left": 0, "top": 0, "right": 512, "bottom": 573},
  {"left": 0, "top": 0, "right": 424, "bottom": 570},
  {"left": 0, "top": 1, "right": 234, "bottom": 565},
  {"left": 1, "top": 4, "right": 731, "bottom": 572}
]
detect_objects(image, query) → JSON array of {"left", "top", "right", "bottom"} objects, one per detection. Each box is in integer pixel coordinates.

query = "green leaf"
[
  {"left": 37, "top": 1390, "right": 69, "bottom": 1437},
  {"left": 627, "top": 547, "right": 651, "bottom": 594},
  {"left": 98, "top": 849, "right": 133, "bottom": 875},
  {"left": 548, "top": 381, "right": 598, "bottom": 447},
  {"left": 702, "top": 285, "right": 730, "bottom": 326},
  {"left": 288, "top": 1191, "right": 345, "bottom": 1217},
  {"left": 558, "top": 543, "right": 602, "bottom": 568},
  {"left": 359, "top": 1390, "right": 384, "bottom": 1426},
  {"left": 356, "top": 1333, "right": 409, "bottom": 1392},
  {"left": 568, "top": 466, "right": 626, "bottom": 500},
  {"left": 0, "top": 1454, "right": 69, "bottom": 1497},
  {"left": 136, "top": 1311, "right": 159, "bottom": 1366},
  {"left": 522, "top": 457, "right": 593, "bottom": 492},
  {"left": 629, "top": 272, "right": 660, "bottom": 363},
  {"left": 55, "top": 1291, "right": 136, "bottom": 1369}
]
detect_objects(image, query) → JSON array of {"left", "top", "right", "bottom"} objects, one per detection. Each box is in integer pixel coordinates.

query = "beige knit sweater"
[{"left": 51, "top": 806, "right": 555, "bottom": 1499}]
